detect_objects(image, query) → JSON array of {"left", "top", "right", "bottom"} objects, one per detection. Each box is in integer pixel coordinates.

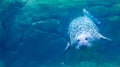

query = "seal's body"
[{"left": 66, "top": 9, "right": 111, "bottom": 49}]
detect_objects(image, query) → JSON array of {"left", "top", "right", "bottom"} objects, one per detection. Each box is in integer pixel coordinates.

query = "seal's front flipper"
[
  {"left": 55, "top": 43, "right": 71, "bottom": 65},
  {"left": 60, "top": 42, "right": 71, "bottom": 57},
  {"left": 99, "top": 34, "right": 112, "bottom": 41}
]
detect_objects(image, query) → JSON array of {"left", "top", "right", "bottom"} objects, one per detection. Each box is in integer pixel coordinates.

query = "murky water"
[{"left": 0, "top": 0, "right": 120, "bottom": 67}]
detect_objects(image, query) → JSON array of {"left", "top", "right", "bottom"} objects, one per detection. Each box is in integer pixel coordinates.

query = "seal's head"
[
  {"left": 72, "top": 32, "right": 111, "bottom": 49},
  {"left": 72, "top": 32, "right": 94, "bottom": 49}
]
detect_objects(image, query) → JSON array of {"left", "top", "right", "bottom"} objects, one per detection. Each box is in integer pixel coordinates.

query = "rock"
[
  {"left": 87, "top": 0, "right": 112, "bottom": 7},
  {"left": 22, "top": 0, "right": 87, "bottom": 7},
  {"left": 0, "top": 20, "right": 2, "bottom": 42},
  {"left": 32, "top": 19, "right": 61, "bottom": 32},
  {"left": 20, "top": 0, "right": 87, "bottom": 22},
  {"left": 15, "top": 11, "right": 61, "bottom": 32},
  {"left": 111, "top": 0, "right": 120, "bottom": 4},
  {"left": 0, "top": 0, "right": 14, "bottom": 15},
  {"left": 4, "top": 18, "right": 67, "bottom": 67},
  {"left": 107, "top": 16, "right": 120, "bottom": 40},
  {"left": 22, "top": 3, "right": 69, "bottom": 21},
  {"left": 108, "top": 16, "right": 120, "bottom": 23},
  {"left": 15, "top": 12, "right": 33, "bottom": 24},
  {"left": 79, "top": 61, "right": 113, "bottom": 67},
  {"left": 14, "top": 0, "right": 29, "bottom": 7},
  {"left": 79, "top": 61, "right": 97, "bottom": 67},
  {"left": 110, "top": 4, "right": 120, "bottom": 15},
  {"left": 90, "top": 6, "right": 110, "bottom": 17},
  {"left": 99, "top": 63, "right": 114, "bottom": 67},
  {"left": 0, "top": 60, "right": 5, "bottom": 67}
]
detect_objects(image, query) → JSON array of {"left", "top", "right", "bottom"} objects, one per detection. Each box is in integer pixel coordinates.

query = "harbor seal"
[{"left": 63, "top": 9, "right": 111, "bottom": 52}]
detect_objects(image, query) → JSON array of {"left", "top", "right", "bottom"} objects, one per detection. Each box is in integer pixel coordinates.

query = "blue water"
[{"left": 0, "top": 0, "right": 120, "bottom": 67}]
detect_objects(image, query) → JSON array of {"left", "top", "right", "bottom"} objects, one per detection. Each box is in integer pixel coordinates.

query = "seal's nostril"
[
  {"left": 85, "top": 37, "right": 88, "bottom": 40},
  {"left": 77, "top": 39, "right": 80, "bottom": 42},
  {"left": 80, "top": 45, "right": 87, "bottom": 49}
]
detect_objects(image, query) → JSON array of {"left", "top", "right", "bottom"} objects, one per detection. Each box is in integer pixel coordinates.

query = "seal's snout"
[
  {"left": 79, "top": 41, "right": 88, "bottom": 47},
  {"left": 74, "top": 38, "right": 89, "bottom": 49},
  {"left": 74, "top": 33, "right": 92, "bottom": 49},
  {"left": 80, "top": 44, "right": 87, "bottom": 49},
  {"left": 75, "top": 42, "right": 88, "bottom": 49}
]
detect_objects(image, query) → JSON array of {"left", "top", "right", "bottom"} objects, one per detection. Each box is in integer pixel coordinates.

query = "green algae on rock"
[
  {"left": 108, "top": 16, "right": 120, "bottom": 23},
  {"left": 79, "top": 61, "right": 97, "bottom": 67},
  {"left": 0, "top": 20, "right": 2, "bottom": 41},
  {"left": 111, "top": 0, "right": 120, "bottom": 4},
  {"left": 90, "top": 6, "right": 110, "bottom": 17},
  {"left": 110, "top": 4, "right": 120, "bottom": 15},
  {"left": 21, "top": 0, "right": 87, "bottom": 21},
  {"left": 22, "top": 0, "right": 87, "bottom": 7},
  {"left": 87, "top": 0, "right": 112, "bottom": 7},
  {"left": 0, "top": 0, "right": 15, "bottom": 15},
  {"left": 0, "top": 60, "right": 5, "bottom": 67}
]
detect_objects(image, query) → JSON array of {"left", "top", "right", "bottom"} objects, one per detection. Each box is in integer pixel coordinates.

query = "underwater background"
[{"left": 0, "top": 0, "right": 120, "bottom": 67}]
